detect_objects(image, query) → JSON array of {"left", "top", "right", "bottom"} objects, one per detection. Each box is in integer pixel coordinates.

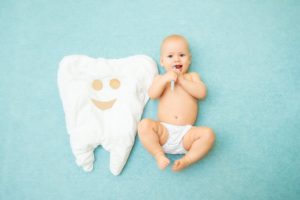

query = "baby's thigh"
[
  {"left": 138, "top": 119, "right": 169, "bottom": 145},
  {"left": 157, "top": 123, "right": 169, "bottom": 146},
  {"left": 182, "top": 126, "right": 214, "bottom": 151}
]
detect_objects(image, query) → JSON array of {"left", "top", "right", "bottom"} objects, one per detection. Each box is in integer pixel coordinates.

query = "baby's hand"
[{"left": 164, "top": 71, "right": 178, "bottom": 83}]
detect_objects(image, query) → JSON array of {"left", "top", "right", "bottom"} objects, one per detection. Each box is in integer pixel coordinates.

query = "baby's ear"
[
  {"left": 188, "top": 54, "right": 192, "bottom": 65},
  {"left": 160, "top": 57, "right": 164, "bottom": 67}
]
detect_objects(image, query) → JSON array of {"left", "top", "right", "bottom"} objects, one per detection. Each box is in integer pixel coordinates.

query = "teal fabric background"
[{"left": 1, "top": 0, "right": 299, "bottom": 199}]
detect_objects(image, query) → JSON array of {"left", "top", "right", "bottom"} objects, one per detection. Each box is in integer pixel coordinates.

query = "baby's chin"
[{"left": 175, "top": 69, "right": 182, "bottom": 73}]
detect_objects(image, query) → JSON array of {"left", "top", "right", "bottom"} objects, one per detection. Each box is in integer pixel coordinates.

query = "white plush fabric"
[{"left": 58, "top": 55, "right": 157, "bottom": 175}]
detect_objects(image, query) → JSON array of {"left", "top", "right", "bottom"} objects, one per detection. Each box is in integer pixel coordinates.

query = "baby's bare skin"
[
  {"left": 138, "top": 35, "right": 215, "bottom": 171},
  {"left": 158, "top": 73, "right": 198, "bottom": 125}
]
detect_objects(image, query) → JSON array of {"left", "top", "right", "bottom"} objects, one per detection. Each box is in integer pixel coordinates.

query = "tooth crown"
[{"left": 58, "top": 55, "right": 158, "bottom": 175}]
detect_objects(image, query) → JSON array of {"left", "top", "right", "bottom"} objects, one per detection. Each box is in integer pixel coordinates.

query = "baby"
[{"left": 138, "top": 35, "right": 215, "bottom": 172}]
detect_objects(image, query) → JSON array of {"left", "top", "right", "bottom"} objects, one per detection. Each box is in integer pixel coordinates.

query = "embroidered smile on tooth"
[
  {"left": 91, "top": 99, "right": 116, "bottom": 110},
  {"left": 91, "top": 79, "right": 121, "bottom": 110}
]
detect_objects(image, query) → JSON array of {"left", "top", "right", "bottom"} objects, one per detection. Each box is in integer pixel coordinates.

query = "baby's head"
[{"left": 160, "top": 34, "right": 191, "bottom": 74}]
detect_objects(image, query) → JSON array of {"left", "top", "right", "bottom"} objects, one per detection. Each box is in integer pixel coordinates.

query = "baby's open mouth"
[{"left": 174, "top": 65, "right": 183, "bottom": 71}]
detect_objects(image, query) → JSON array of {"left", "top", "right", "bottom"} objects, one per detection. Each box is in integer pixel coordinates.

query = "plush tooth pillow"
[{"left": 58, "top": 55, "right": 158, "bottom": 175}]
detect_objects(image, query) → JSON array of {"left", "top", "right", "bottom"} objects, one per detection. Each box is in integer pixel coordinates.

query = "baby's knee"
[{"left": 202, "top": 127, "right": 215, "bottom": 144}]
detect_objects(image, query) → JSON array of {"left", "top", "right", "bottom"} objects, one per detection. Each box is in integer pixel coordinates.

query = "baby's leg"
[
  {"left": 138, "top": 119, "right": 170, "bottom": 169},
  {"left": 172, "top": 127, "right": 215, "bottom": 172}
]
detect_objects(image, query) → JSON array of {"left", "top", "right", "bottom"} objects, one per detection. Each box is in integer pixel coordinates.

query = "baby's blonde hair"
[{"left": 160, "top": 34, "right": 190, "bottom": 55}]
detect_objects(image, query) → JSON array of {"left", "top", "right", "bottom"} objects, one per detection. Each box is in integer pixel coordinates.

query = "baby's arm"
[
  {"left": 178, "top": 72, "right": 207, "bottom": 99},
  {"left": 148, "top": 71, "right": 177, "bottom": 99}
]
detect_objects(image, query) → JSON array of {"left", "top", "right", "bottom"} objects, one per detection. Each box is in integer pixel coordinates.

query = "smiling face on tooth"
[{"left": 91, "top": 78, "right": 121, "bottom": 110}]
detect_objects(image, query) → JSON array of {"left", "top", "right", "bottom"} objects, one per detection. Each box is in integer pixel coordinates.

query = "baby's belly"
[{"left": 158, "top": 98, "right": 198, "bottom": 125}]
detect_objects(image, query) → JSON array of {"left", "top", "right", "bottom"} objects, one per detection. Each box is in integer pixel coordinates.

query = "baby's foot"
[
  {"left": 155, "top": 153, "right": 170, "bottom": 170},
  {"left": 172, "top": 156, "right": 192, "bottom": 172}
]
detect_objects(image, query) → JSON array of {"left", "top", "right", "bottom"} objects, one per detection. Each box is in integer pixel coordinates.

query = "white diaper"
[{"left": 161, "top": 122, "right": 192, "bottom": 154}]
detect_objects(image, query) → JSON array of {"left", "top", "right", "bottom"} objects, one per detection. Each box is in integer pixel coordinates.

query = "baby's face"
[{"left": 160, "top": 37, "right": 191, "bottom": 74}]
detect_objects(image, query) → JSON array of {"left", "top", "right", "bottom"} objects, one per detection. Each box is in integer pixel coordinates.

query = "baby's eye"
[
  {"left": 180, "top": 54, "right": 185, "bottom": 57},
  {"left": 167, "top": 55, "right": 173, "bottom": 58}
]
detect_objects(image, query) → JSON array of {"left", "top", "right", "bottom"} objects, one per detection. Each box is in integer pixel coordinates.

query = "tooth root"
[
  {"left": 71, "top": 138, "right": 96, "bottom": 172},
  {"left": 110, "top": 145, "right": 132, "bottom": 175}
]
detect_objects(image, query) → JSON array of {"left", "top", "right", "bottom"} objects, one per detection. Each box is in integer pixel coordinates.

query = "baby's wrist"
[{"left": 163, "top": 75, "right": 172, "bottom": 83}]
